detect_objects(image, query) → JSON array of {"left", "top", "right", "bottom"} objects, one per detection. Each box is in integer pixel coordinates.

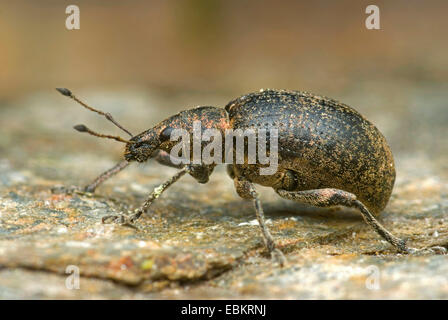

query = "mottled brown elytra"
[{"left": 55, "top": 88, "right": 446, "bottom": 266}]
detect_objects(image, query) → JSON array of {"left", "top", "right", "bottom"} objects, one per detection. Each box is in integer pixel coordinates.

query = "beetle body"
[{"left": 225, "top": 90, "right": 396, "bottom": 215}]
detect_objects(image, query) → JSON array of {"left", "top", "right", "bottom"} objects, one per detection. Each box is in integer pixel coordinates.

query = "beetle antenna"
[
  {"left": 73, "top": 124, "right": 135, "bottom": 144},
  {"left": 56, "top": 88, "right": 133, "bottom": 137}
]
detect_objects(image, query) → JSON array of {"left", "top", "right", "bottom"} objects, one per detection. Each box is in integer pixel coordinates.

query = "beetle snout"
[{"left": 124, "top": 137, "right": 158, "bottom": 163}]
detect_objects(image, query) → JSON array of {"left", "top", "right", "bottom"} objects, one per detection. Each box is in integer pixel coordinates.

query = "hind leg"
[
  {"left": 277, "top": 188, "right": 446, "bottom": 254},
  {"left": 277, "top": 188, "right": 407, "bottom": 252}
]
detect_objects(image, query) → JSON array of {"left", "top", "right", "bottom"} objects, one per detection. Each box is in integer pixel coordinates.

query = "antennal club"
[
  {"left": 56, "top": 88, "right": 133, "bottom": 137},
  {"left": 74, "top": 124, "right": 135, "bottom": 144}
]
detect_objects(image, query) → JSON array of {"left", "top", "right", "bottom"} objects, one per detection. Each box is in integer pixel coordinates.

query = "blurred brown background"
[
  {"left": 1, "top": 0, "right": 447, "bottom": 163},
  {"left": 1, "top": 1, "right": 448, "bottom": 299},
  {"left": 0, "top": 0, "right": 447, "bottom": 161},
  {"left": 1, "top": 0, "right": 447, "bottom": 100}
]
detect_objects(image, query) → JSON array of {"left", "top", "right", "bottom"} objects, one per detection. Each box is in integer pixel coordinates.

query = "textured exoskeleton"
[{"left": 224, "top": 90, "right": 395, "bottom": 216}]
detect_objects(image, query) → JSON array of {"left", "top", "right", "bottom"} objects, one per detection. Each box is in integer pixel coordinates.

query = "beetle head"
[
  {"left": 125, "top": 106, "right": 229, "bottom": 163},
  {"left": 55, "top": 88, "right": 228, "bottom": 165},
  {"left": 124, "top": 127, "right": 161, "bottom": 163}
]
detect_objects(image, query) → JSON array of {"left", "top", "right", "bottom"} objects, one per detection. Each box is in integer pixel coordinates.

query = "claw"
[
  {"left": 83, "top": 185, "right": 96, "bottom": 193},
  {"left": 102, "top": 214, "right": 139, "bottom": 230},
  {"left": 102, "top": 215, "right": 122, "bottom": 224},
  {"left": 51, "top": 185, "right": 95, "bottom": 197},
  {"left": 271, "top": 248, "right": 287, "bottom": 267},
  {"left": 51, "top": 185, "right": 80, "bottom": 195},
  {"left": 428, "top": 246, "right": 447, "bottom": 255},
  {"left": 406, "top": 246, "right": 447, "bottom": 255},
  {"left": 73, "top": 189, "right": 95, "bottom": 197}
]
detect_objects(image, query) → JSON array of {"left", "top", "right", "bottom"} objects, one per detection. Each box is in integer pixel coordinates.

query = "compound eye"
[{"left": 159, "top": 127, "right": 174, "bottom": 142}]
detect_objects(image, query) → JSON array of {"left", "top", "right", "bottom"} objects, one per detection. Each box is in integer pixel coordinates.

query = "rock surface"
[{"left": 0, "top": 84, "right": 447, "bottom": 299}]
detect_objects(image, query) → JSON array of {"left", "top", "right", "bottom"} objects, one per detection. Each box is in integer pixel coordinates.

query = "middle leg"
[
  {"left": 103, "top": 166, "right": 189, "bottom": 225},
  {"left": 102, "top": 163, "right": 215, "bottom": 226},
  {"left": 234, "top": 176, "right": 286, "bottom": 266}
]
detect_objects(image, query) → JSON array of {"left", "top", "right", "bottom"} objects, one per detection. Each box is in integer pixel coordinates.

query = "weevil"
[{"left": 55, "top": 88, "right": 446, "bottom": 265}]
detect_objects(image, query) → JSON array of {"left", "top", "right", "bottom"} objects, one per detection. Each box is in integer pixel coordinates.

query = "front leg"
[
  {"left": 234, "top": 177, "right": 286, "bottom": 266},
  {"left": 84, "top": 160, "right": 130, "bottom": 193},
  {"left": 51, "top": 160, "right": 130, "bottom": 195},
  {"left": 153, "top": 150, "right": 184, "bottom": 169}
]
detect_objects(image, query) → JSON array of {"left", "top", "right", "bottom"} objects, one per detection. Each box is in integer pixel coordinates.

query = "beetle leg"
[
  {"left": 51, "top": 160, "right": 130, "bottom": 195},
  {"left": 276, "top": 188, "right": 409, "bottom": 253},
  {"left": 83, "top": 160, "right": 130, "bottom": 193},
  {"left": 130, "top": 164, "right": 214, "bottom": 218},
  {"left": 226, "top": 164, "right": 236, "bottom": 179},
  {"left": 153, "top": 150, "right": 184, "bottom": 169},
  {"left": 187, "top": 164, "right": 215, "bottom": 184},
  {"left": 102, "top": 163, "right": 216, "bottom": 227},
  {"left": 102, "top": 166, "right": 189, "bottom": 226},
  {"left": 154, "top": 151, "right": 215, "bottom": 183},
  {"left": 234, "top": 177, "right": 286, "bottom": 266}
]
